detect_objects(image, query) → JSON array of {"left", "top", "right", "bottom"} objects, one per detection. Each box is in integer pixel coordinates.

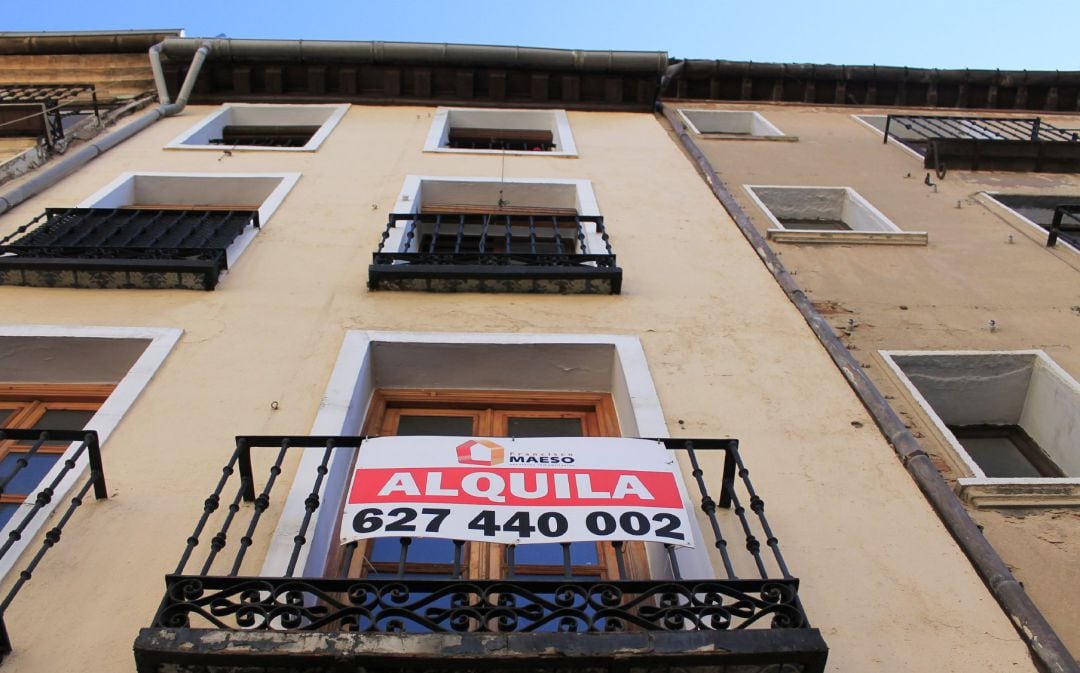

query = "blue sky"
[{"left": 6, "top": 0, "right": 1079, "bottom": 71}]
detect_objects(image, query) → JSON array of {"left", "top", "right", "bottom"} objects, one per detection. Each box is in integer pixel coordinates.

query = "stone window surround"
[
  {"left": 262, "top": 331, "right": 713, "bottom": 581},
  {"left": 744, "top": 184, "right": 929, "bottom": 245},
  {"left": 382, "top": 175, "right": 608, "bottom": 257},
  {"left": 0, "top": 325, "right": 181, "bottom": 582},
  {"left": 677, "top": 108, "right": 791, "bottom": 140},
  {"left": 881, "top": 349, "right": 1080, "bottom": 508},
  {"left": 423, "top": 106, "right": 578, "bottom": 157}
]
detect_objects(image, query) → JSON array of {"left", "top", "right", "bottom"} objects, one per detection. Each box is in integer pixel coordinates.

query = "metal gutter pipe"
[
  {"left": 156, "top": 37, "right": 668, "bottom": 74},
  {"left": 0, "top": 42, "right": 210, "bottom": 217},
  {"left": 656, "top": 101, "right": 1079, "bottom": 673}
]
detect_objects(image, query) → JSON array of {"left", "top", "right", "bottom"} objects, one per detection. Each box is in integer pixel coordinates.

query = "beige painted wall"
[
  {"left": 687, "top": 100, "right": 1080, "bottom": 656},
  {"left": 0, "top": 103, "right": 1040, "bottom": 671}
]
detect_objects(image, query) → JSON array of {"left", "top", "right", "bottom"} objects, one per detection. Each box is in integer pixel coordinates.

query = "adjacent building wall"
[{"left": 688, "top": 100, "right": 1080, "bottom": 655}]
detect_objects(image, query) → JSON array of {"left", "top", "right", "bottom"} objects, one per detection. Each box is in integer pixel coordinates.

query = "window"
[
  {"left": 264, "top": 332, "right": 710, "bottom": 581},
  {"left": 165, "top": 104, "right": 348, "bottom": 151},
  {"left": 983, "top": 193, "right": 1080, "bottom": 252},
  {"left": 424, "top": 107, "right": 578, "bottom": 156},
  {"left": 0, "top": 172, "right": 300, "bottom": 290},
  {"left": 0, "top": 326, "right": 180, "bottom": 583},
  {"left": 332, "top": 390, "right": 640, "bottom": 581},
  {"left": 677, "top": 109, "right": 790, "bottom": 140},
  {"left": 0, "top": 384, "right": 110, "bottom": 527},
  {"left": 745, "top": 185, "right": 928, "bottom": 245},
  {"left": 369, "top": 177, "right": 620, "bottom": 293},
  {"left": 882, "top": 350, "right": 1080, "bottom": 506}
]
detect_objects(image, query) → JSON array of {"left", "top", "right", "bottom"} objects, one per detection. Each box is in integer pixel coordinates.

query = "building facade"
[{"left": 0, "top": 34, "right": 1071, "bottom": 673}]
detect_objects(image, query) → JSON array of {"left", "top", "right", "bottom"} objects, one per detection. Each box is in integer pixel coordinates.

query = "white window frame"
[
  {"left": 423, "top": 107, "right": 578, "bottom": 157},
  {"left": 165, "top": 103, "right": 349, "bottom": 152},
  {"left": 881, "top": 349, "right": 1080, "bottom": 507},
  {"left": 677, "top": 108, "right": 791, "bottom": 140},
  {"left": 383, "top": 175, "right": 608, "bottom": 257},
  {"left": 745, "top": 184, "right": 928, "bottom": 245},
  {"left": 263, "top": 331, "right": 713, "bottom": 581},
  {"left": 78, "top": 171, "right": 301, "bottom": 269},
  {"left": 0, "top": 325, "right": 182, "bottom": 582}
]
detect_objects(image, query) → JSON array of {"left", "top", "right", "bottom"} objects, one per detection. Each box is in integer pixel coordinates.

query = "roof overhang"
[{"left": 156, "top": 38, "right": 669, "bottom": 111}]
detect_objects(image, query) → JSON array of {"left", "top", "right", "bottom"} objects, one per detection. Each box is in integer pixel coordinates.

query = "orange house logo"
[{"left": 456, "top": 439, "right": 506, "bottom": 466}]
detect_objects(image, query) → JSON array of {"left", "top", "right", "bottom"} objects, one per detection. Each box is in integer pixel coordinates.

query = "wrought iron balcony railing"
[
  {"left": 369, "top": 212, "right": 622, "bottom": 294},
  {"left": 0, "top": 207, "right": 260, "bottom": 290},
  {"left": 0, "top": 429, "right": 105, "bottom": 661},
  {"left": 883, "top": 114, "right": 1080, "bottom": 174},
  {"left": 1049, "top": 205, "right": 1080, "bottom": 248},
  {"left": 134, "top": 435, "right": 827, "bottom": 673},
  {"left": 0, "top": 84, "right": 100, "bottom": 148}
]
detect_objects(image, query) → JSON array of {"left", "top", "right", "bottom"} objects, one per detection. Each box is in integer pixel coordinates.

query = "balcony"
[
  {"left": 0, "top": 84, "right": 99, "bottom": 149},
  {"left": 368, "top": 212, "right": 622, "bottom": 294},
  {"left": 0, "top": 207, "right": 260, "bottom": 290},
  {"left": 883, "top": 114, "right": 1080, "bottom": 173},
  {"left": 0, "top": 428, "right": 105, "bottom": 660},
  {"left": 134, "top": 435, "right": 827, "bottom": 673}
]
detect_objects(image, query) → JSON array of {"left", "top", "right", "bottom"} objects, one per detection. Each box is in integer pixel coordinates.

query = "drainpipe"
[
  {"left": 656, "top": 101, "right": 1079, "bottom": 673},
  {"left": 0, "top": 42, "right": 210, "bottom": 217}
]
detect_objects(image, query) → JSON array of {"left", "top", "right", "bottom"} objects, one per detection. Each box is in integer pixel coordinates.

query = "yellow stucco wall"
[{"left": 0, "top": 104, "right": 1041, "bottom": 671}]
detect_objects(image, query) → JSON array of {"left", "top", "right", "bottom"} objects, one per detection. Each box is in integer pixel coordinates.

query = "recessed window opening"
[
  {"left": 947, "top": 424, "right": 1064, "bottom": 478},
  {"left": 678, "top": 109, "right": 785, "bottom": 138},
  {"left": 0, "top": 172, "right": 299, "bottom": 290},
  {"left": 370, "top": 177, "right": 619, "bottom": 293},
  {"left": 79, "top": 171, "right": 299, "bottom": 265},
  {"left": 166, "top": 104, "right": 348, "bottom": 152},
  {"left": 745, "top": 185, "right": 926, "bottom": 245},
  {"left": 425, "top": 108, "right": 577, "bottom": 156},
  {"left": 0, "top": 326, "right": 179, "bottom": 582},
  {"left": 985, "top": 193, "right": 1080, "bottom": 251},
  {"left": 883, "top": 351, "right": 1080, "bottom": 484}
]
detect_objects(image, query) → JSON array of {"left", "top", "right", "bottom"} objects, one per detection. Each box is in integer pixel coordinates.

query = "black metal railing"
[
  {"left": 883, "top": 114, "right": 1080, "bottom": 174},
  {"left": 0, "top": 84, "right": 99, "bottom": 147},
  {"left": 369, "top": 213, "right": 622, "bottom": 294},
  {"left": 0, "top": 207, "right": 259, "bottom": 290},
  {"left": 0, "top": 429, "right": 105, "bottom": 661},
  {"left": 1049, "top": 205, "right": 1080, "bottom": 248},
  {"left": 209, "top": 125, "right": 321, "bottom": 148},
  {"left": 446, "top": 128, "right": 556, "bottom": 151},
  {"left": 136, "top": 435, "right": 826, "bottom": 673}
]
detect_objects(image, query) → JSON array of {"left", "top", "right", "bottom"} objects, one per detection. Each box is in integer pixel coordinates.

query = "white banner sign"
[{"left": 341, "top": 436, "right": 694, "bottom": 547}]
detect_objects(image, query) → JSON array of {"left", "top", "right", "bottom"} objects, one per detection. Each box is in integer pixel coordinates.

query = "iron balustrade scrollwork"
[
  {"left": 0, "top": 429, "right": 106, "bottom": 661},
  {"left": 139, "top": 435, "right": 827, "bottom": 671},
  {"left": 154, "top": 576, "right": 806, "bottom": 634}
]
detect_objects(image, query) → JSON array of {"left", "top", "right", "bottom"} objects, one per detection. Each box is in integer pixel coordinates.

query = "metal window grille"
[
  {"left": 0, "top": 208, "right": 260, "bottom": 290},
  {"left": 883, "top": 114, "right": 1080, "bottom": 174},
  {"left": 369, "top": 213, "right": 621, "bottom": 294}
]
